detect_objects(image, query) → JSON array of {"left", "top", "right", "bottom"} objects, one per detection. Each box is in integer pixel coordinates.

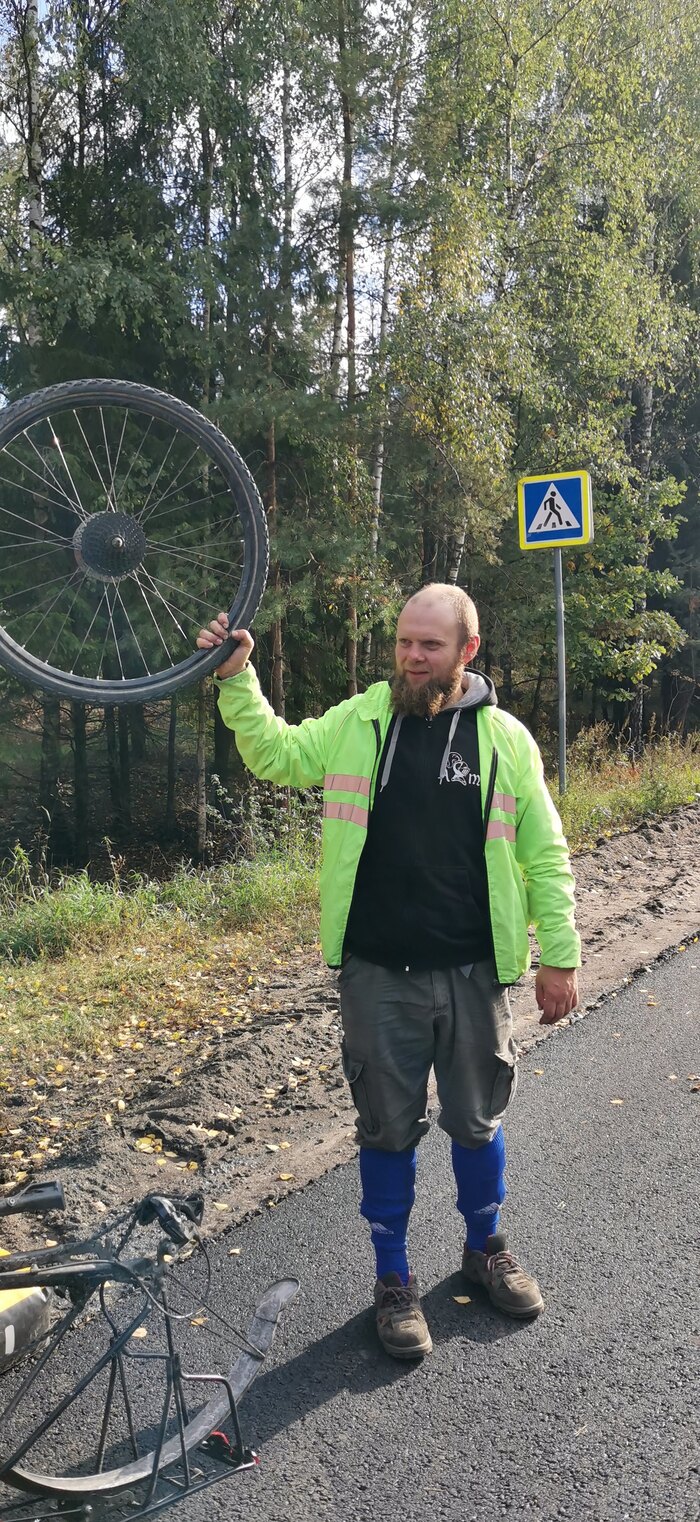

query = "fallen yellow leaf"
[
  {"left": 278, "top": 1173, "right": 294, "bottom": 1182},
  {"left": 452, "top": 1295, "right": 472, "bottom": 1305}
]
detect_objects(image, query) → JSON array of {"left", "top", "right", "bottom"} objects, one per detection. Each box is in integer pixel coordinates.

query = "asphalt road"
[
  {"left": 2, "top": 949, "right": 698, "bottom": 1522},
  {"left": 199, "top": 948, "right": 699, "bottom": 1522}
]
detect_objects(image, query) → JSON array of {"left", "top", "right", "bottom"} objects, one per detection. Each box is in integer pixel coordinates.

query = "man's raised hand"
[{"left": 196, "top": 614, "right": 254, "bottom": 680}]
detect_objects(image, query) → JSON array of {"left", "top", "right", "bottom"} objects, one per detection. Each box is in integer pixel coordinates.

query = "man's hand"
[
  {"left": 196, "top": 613, "right": 254, "bottom": 680},
  {"left": 536, "top": 966, "right": 579, "bottom": 1024}
]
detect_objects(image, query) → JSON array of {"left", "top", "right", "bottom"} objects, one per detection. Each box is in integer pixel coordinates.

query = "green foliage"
[
  {"left": 559, "top": 728, "right": 700, "bottom": 849},
  {"left": 0, "top": 831, "right": 320, "bottom": 961},
  {"left": 0, "top": 0, "right": 698, "bottom": 830}
]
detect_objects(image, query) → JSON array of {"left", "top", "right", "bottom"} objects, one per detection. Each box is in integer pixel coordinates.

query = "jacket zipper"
[
  {"left": 369, "top": 718, "right": 382, "bottom": 810},
  {"left": 483, "top": 745, "right": 499, "bottom": 843}
]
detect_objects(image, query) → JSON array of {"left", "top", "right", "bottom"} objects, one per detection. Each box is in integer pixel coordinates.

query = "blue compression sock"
[
  {"left": 359, "top": 1146, "right": 416, "bottom": 1284},
  {"left": 452, "top": 1127, "right": 507, "bottom": 1252}
]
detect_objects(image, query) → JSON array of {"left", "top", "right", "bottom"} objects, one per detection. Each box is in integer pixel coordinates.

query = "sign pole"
[
  {"left": 517, "top": 467, "right": 593, "bottom": 799},
  {"left": 553, "top": 547, "right": 567, "bottom": 795}
]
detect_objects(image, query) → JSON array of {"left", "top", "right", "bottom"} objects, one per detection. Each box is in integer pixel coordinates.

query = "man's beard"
[{"left": 391, "top": 659, "right": 464, "bottom": 718}]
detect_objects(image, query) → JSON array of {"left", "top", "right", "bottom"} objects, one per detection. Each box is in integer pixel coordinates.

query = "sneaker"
[
  {"left": 374, "top": 1273, "right": 433, "bottom": 1359},
  {"left": 461, "top": 1232, "right": 544, "bottom": 1318}
]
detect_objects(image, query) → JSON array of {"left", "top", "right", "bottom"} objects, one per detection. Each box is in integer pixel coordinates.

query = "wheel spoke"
[
  {"left": 135, "top": 432, "right": 180, "bottom": 523},
  {"left": 110, "top": 407, "right": 129, "bottom": 494},
  {"left": 99, "top": 407, "right": 119, "bottom": 510},
  {"left": 0, "top": 544, "right": 59, "bottom": 577},
  {"left": 137, "top": 566, "right": 190, "bottom": 644},
  {"left": 5, "top": 432, "right": 84, "bottom": 518},
  {"left": 145, "top": 540, "right": 234, "bottom": 575},
  {"left": 71, "top": 584, "right": 109, "bottom": 675},
  {"left": 0, "top": 528, "right": 70, "bottom": 547},
  {"left": 0, "top": 569, "right": 76, "bottom": 605},
  {"left": 146, "top": 513, "right": 231, "bottom": 547},
  {"left": 130, "top": 570, "right": 179, "bottom": 665},
  {"left": 138, "top": 445, "right": 202, "bottom": 525},
  {"left": 3, "top": 571, "right": 81, "bottom": 636},
  {"left": 45, "top": 415, "right": 90, "bottom": 521},
  {"left": 105, "top": 585, "right": 126, "bottom": 680},
  {"left": 147, "top": 572, "right": 222, "bottom": 614},
  {"left": 0, "top": 463, "right": 84, "bottom": 522},
  {"left": 113, "top": 411, "right": 154, "bottom": 501},
  {"left": 141, "top": 482, "right": 231, "bottom": 528},
  {"left": 45, "top": 575, "right": 89, "bottom": 666},
  {"left": 114, "top": 584, "right": 151, "bottom": 675},
  {"left": 72, "top": 408, "right": 113, "bottom": 509}
]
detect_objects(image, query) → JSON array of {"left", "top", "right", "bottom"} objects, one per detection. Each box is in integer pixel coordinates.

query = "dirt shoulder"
[{"left": 2, "top": 803, "right": 699, "bottom": 1249}]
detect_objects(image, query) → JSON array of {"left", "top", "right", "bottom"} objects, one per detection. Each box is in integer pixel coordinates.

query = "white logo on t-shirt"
[{"left": 444, "top": 752, "right": 480, "bottom": 787}]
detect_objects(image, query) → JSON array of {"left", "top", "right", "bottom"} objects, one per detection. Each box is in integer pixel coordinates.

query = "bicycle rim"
[
  {"left": 0, "top": 380, "right": 269, "bottom": 705},
  {"left": 1, "top": 1266, "right": 298, "bottom": 1502}
]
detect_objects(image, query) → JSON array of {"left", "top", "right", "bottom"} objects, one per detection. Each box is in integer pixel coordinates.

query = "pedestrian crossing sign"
[{"left": 517, "top": 470, "right": 593, "bottom": 550}]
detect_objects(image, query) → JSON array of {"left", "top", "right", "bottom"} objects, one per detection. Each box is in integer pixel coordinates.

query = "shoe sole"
[{"left": 378, "top": 1336, "right": 433, "bottom": 1359}]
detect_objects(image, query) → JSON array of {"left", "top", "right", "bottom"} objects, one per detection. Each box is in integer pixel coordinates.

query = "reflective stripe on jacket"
[{"left": 216, "top": 668, "right": 581, "bottom": 982}]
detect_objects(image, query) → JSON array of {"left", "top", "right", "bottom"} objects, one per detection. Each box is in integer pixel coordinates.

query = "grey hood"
[{"left": 379, "top": 671, "right": 498, "bottom": 792}]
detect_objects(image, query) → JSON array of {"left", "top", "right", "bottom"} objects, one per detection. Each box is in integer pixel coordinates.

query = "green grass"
[
  {"left": 0, "top": 731, "right": 697, "bottom": 965},
  {"left": 0, "top": 844, "right": 320, "bottom": 962},
  {"left": 557, "top": 730, "right": 700, "bottom": 850}
]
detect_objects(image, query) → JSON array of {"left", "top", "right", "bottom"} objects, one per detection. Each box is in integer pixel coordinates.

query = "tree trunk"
[
  {"left": 337, "top": 1, "right": 359, "bottom": 694},
  {"left": 72, "top": 702, "right": 89, "bottom": 865},
  {"left": 501, "top": 651, "right": 513, "bottom": 709},
  {"left": 105, "top": 707, "right": 121, "bottom": 815},
  {"left": 128, "top": 704, "right": 147, "bottom": 761},
  {"left": 165, "top": 695, "right": 178, "bottom": 831},
  {"left": 346, "top": 598, "right": 358, "bottom": 698},
  {"left": 117, "top": 707, "right": 131, "bottom": 833},
  {"left": 195, "top": 680, "right": 208, "bottom": 862},
  {"left": 39, "top": 699, "right": 62, "bottom": 852},
  {"left": 445, "top": 521, "right": 468, "bottom": 585},
  {"left": 364, "top": 5, "right": 416, "bottom": 663},
  {"left": 213, "top": 699, "right": 232, "bottom": 789},
  {"left": 25, "top": 0, "right": 43, "bottom": 350},
  {"left": 528, "top": 652, "right": 547, "bottom": 734}
]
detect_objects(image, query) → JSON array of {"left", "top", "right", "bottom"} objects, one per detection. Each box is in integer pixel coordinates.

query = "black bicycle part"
[
  {"left": 0, "top": 1191, "right": 299, "bottom": 1518},
  {"left": 0, "top": 1183, "right": 65, "bottom": 1220},
  {"left": 0, "top": 379, "right": 269, "bottom": 705}
]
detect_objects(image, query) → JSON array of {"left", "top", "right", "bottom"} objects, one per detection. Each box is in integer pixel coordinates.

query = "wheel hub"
[{"left": 73, "top": 512, "right": 147, "bottom": 582}]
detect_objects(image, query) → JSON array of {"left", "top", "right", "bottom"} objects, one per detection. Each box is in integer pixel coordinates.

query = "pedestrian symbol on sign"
[{"left": 529, "top": 483, "right": 580, "bottom": 534}]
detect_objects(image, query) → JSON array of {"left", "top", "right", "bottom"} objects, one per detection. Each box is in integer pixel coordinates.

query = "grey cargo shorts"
[{"left": 338, "top": 955, "right": 518, "bottom": 1152}]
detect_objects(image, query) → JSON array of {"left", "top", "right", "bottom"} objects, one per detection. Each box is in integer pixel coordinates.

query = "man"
[{"left": 197, "top": 585, "right": 580, "bottom": 1360}]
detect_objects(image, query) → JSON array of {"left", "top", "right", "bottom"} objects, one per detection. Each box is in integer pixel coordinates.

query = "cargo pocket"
[
  {"left": 341, "top": 1039, "right": 379, "bottom": 1137},
  {"left": 490, "top": 1039, "right": 518, "bottom": 1120}
]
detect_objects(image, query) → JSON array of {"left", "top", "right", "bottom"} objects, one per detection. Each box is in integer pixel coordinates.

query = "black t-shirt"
[{"left": 343, "top": 705, "right": 493, "bottom": 971}]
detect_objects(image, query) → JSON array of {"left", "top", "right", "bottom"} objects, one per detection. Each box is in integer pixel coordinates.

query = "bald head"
[
  {"left": 393, "top": 583, "right": 481, "bottom": 717},
  {"left": 401, "top": 583, "right": 479, "bottom": 647}
]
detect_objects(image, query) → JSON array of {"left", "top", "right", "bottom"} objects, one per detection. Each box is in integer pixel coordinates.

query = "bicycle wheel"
[
  {"left": 0, "top": 380, "right": 269, "bottom": 705},
  {"left": 0, "top": 1260, "right": 298, "bottom": 1510}
]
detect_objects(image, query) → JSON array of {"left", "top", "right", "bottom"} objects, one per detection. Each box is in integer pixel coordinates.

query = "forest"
[{"left": 0, "top": 0, "right": 698, "bottom": 867}]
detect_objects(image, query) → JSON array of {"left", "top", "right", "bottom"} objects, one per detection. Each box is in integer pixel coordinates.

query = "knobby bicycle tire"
[{"left": 0, "top": 379, "right": 269, "bottom": 705}]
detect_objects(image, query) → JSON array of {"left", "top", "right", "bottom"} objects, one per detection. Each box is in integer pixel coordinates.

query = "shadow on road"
[{"left": 243, "top": 1271, "right": 529, "bottom": 1448}]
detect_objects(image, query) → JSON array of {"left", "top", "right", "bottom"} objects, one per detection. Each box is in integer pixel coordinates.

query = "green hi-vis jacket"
[{"left": 216, "top": 668, "right": 581, "bottom": 983}]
